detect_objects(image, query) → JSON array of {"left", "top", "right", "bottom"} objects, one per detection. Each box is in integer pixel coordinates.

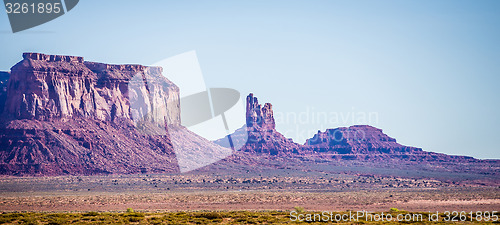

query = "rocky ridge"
[
  {"left": 5, "top": 53, "right": 180, "bottom": 127},
  {"left": 208, "top": 93, "right": 500, "bottom": 183},
  {"left": 215, "top": 93, "right": 302, "bottom": 156},
  {"left": 305, "top": 125, "right": 423, "bottom": 154},
  {"left": 216, "top": 94, "right": 427, "bottom": 157},
  {"left": 0, "top": 53, "right": 228, "bottom": 176},
  {"left": 216, "top": 93, "right": 483, "bottom": 164},
  {"left": 0, "top": 53, "right": 496, "bottom": 178}
]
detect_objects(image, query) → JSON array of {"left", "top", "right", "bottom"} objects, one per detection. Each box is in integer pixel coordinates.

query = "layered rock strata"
[{"left": 0, "top": 53, "right": 228, "bottom": 175}]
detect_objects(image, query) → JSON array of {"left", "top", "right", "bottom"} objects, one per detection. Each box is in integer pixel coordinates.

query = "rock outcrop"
[
  {"left": 0, "top": 53, "right": 228, "bottom": 176},
  {"left": 246, "top": 94, "right": 275, "bottom": 131},
  {"left": 215, "top": 93, "right": 301, "bottom": 155},
  {"left": 0, "top": 53, "right": 492, "bottom": 177},
  {"left": 305, "top": 125, "right": 423, "bottom": 154},
  {"left": 5, "top": 53, "right": 180, "bottom": 127},
  {"left": 303, "top": 126, "right": 481, "bottom": 162},
  {"left": 216, "top": 93, "right": 428, "bottom": 157},
  {"left": 208, "top": 93, "right": 498, "bottom": 183},
  {"left": 0, "top": 71, "right": 9, "bottom": 114},
  {"left": 215, "top": 94, "right": 480, "bottom": 164}
]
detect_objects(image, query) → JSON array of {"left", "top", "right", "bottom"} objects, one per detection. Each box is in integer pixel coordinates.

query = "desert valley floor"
[{"left": 1, "top": 167, "right": 499, "bottom": 213}]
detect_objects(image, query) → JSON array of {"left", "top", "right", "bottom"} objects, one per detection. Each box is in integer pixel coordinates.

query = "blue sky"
[{"left": 1, "top": 0, "right": 499, "bottom": 158}]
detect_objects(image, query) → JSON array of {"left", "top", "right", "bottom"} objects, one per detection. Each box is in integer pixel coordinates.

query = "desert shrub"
[
  {"left": 294, "top": 206, "right": 305, "bottom": 213},
  {"left": 123, "top": 211, "right": 145, "bottom": 223},
  {"left": 269, "top": 211, "right": 282, "bottom": 216},
  {"left": 390, "top": 207, "right": 400, "bottom": 212},
  {"left": 196, "top": 212, "right": 222, "bottom": 220},
  {"left": 147, "top": 216, "right": 164, "bottom": 225},
  {"left": 0, "top": 217, "right": 16, "bottom": 224},
  {"left": 2, "top": 213, "right": 23, "bottom": 220},
  {"left": 45, "top": 213, "right": 72, "bottom": 225},
  {"left": 127, "top": 217, "right": 143, "bottom": 222},
  {"left": 124, "top": 212, "right": 144, "bottom": 217},
  {"left": 234, "top": 217, "right": 248, "bottom": 222},
  {"left": 0, "top": 219, "right": 6, "bottom": 224},
  {"left": 19, "top": 216, "right": 40, "bottom": 225},
  {"left": 211, "top": 218, "right": 223, "bottom": 223},
  {"left": 82, "top": 211, "right": 99, "bottom": 216},
  {"left": 126, "top": 208, "right": 134, "bottom": 213},
  {"left": 47, "top": 219, "right": 65, "bottom": 225},
  {"left": 23, "top": 220, "right": 39, "bottom": 225}
]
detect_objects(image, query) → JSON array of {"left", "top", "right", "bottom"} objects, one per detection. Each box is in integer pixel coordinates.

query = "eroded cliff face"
[
  {"left": 305, "top": 125, "right": 424, "bottom": 154},
  {"left": 4, "top": 53, "right": 180, "bottom": 127},
  {"left": 0, "top": 53, "right": 483, "bottom": 176},
  {"left": 215, "top": 93, "right": 302, "bottom": 156},
  {"left": 0, "top": 71, "right": 9, "bottom": 114},
  {"left": 246, "top": 94, "right": 275, "bottom": 131},
  {"left": 216, "top": 93, "right": 476, "bottom": 164},
  {"left": 0, "top": 53, "right": 188, "bottom": 175}
]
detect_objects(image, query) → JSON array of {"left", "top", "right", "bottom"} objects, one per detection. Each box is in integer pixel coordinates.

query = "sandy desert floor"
[
  {"left": 0, "top": 173, "right": 498, "bottom": 224},
  {"left": 0, "top": 189, "right": 499, "bottom": 212},
  {"left": 0, "top": 173, "right": 498, "bottom": 213}
]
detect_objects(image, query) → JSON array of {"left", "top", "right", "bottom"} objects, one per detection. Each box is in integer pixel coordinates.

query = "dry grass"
[{"left": 2, "top": 210, "right": 500, "bottom": 224}]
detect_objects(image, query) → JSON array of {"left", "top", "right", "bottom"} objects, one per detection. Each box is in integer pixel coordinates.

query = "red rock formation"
[
  {"left": 216, "top": 93, "right": 301, "bottom": 156},
  {"left": 0, "top": 72, "right": 9, "bottom": 114},
  {"left": 246, "top": 93, "right": 275, "bottom": 131},
  {"left": 0, "top": 53, "right": 493, "bottom": 177},
  {"left": 5, "top": 53, "right": 180, "bottom": 126},
  {"left": 216, "top": 94, "right": 481, "bottom": 164},
  {"left": 218, "top": 94, "right": 428, "bottom": 156},
  {"left": 303, "top": 126, "right": 482, "bottom": 163},
  {"left": 305, "top": 125, "right": 423, "bottom": 154},
  {"left": 0, "top": 53, "right": 227, "bottom": 176}
]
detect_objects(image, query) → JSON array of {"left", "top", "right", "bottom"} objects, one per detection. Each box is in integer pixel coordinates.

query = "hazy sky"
[{"left": 1, "top": 0, "right": 499, "bottom": 159}]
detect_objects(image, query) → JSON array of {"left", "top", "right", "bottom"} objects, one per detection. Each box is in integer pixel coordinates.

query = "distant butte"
[{"left": 215, "top": 93, "right": 481, "bottom": 164}]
